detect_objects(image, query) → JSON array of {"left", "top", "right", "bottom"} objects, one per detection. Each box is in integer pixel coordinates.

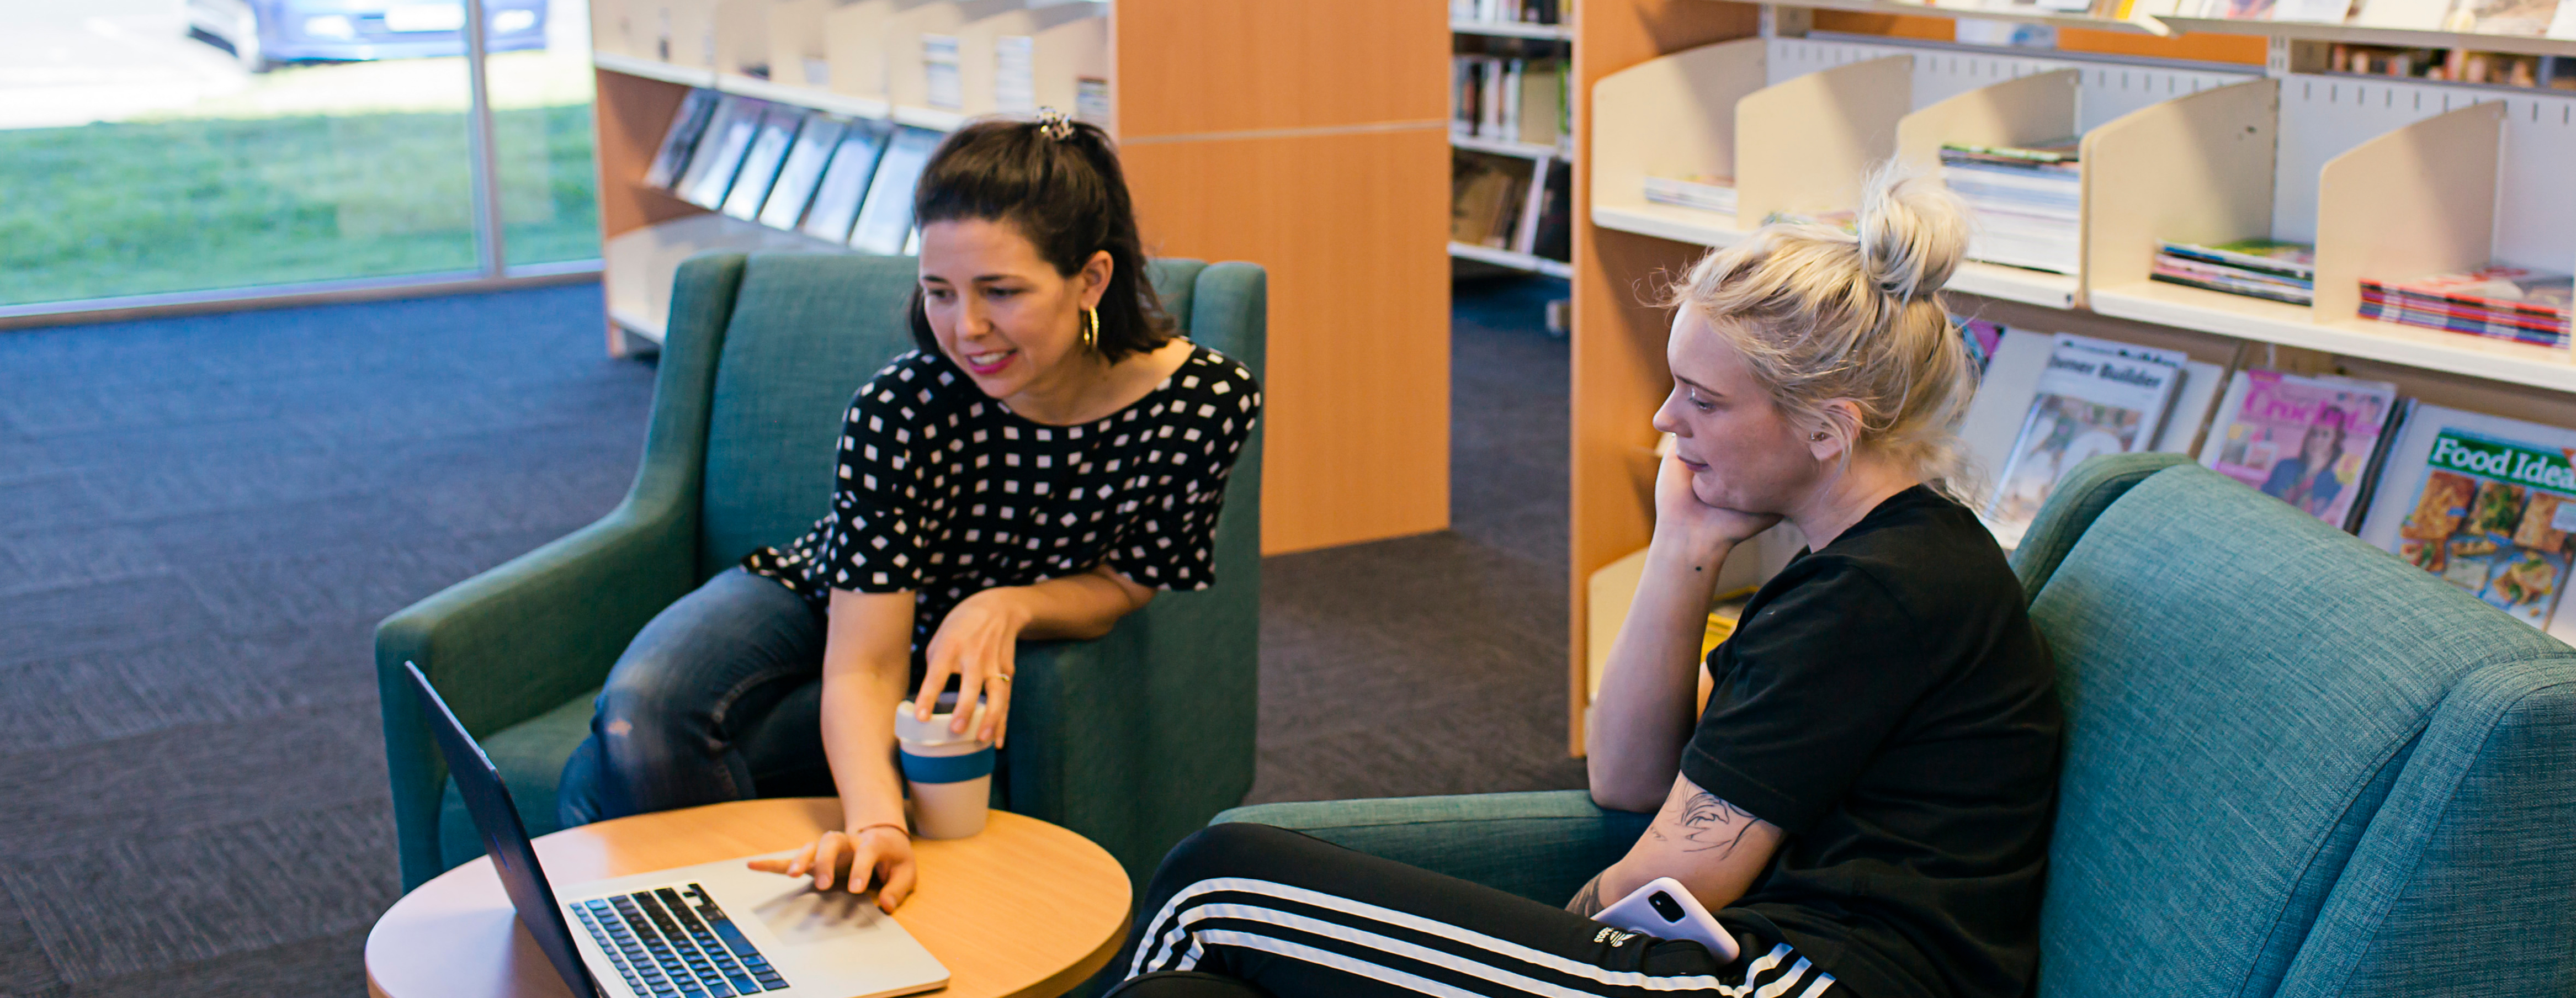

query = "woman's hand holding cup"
[
  {"left": 916, "top": 589, "right": 1028, "bottom": 747},
  {"left": 747, "top": 824, "right": 917, "bottom": 913}
]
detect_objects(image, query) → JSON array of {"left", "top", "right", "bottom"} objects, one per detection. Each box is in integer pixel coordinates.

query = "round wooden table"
[{"left": 367, "top": 799, "right": 1132, "bottom": 998}]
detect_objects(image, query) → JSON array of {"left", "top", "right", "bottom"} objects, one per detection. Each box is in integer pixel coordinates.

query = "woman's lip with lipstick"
[{"left": 962, "top": 347, "right": 1016, "bottom": 375}]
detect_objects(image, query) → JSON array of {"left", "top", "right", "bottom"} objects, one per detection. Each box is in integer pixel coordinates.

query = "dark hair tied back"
[{"left": 907, "top": 114, "right": 1173, "bottom": 363}]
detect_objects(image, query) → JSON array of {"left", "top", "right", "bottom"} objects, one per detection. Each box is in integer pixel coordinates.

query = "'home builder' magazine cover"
[{"left": 2360, "top": 405, "right": 2576, "bottom": 636}]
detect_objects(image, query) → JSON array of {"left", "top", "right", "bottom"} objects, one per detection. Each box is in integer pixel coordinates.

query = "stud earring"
[{"left": 1810, "top": 432, "right": 1830, "bottom": 442}]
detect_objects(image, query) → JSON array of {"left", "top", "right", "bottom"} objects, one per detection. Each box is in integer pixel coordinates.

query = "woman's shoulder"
[
  {"left": 1158, "top": 344, "right": 1262, "bottom": 415},
  {"left": 845, "top": 349, "right": 976, "bottom": 423}
]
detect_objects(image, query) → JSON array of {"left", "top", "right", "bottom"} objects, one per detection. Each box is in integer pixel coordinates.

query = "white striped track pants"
[{"left": 1106, "top": 822, "right": 1841, "bottom": 998}]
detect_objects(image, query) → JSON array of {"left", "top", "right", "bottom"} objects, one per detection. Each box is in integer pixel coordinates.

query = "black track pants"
[{"left": 1106, "top": 822, "right": 1842, "bottom": 998}]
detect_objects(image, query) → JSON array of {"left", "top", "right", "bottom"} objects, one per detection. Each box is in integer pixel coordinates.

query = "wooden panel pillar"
[
  {"left": 1567, "top": 0, "right": 1759, "bottom": 754},
  {"left": 1112, "top": 0, "right": 1452, "bottom": 555}
]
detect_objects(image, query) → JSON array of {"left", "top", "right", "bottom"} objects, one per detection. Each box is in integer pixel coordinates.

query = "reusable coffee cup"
[{"left": 894, "top": 692, "right": 994, "bottom": 839}]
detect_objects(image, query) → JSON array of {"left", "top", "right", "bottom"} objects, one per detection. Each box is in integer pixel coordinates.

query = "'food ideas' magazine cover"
[{"left": 2360, "top": 406, "right": 2576, "bottom": 636}]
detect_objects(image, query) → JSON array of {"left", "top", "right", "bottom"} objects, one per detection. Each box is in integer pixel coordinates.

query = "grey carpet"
[{"left": 0, "top": 273, "right": 1574, "bottom": 995}]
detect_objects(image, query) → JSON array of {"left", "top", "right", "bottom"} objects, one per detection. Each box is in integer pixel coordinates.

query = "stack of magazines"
[
  {"left": 1642, "top": 174, "right": 1736, "bottom": 215},
  {"left": 1939, "top": 140, "right": 2081, "bottom": 275},
  {"left": 2152, "top": 239, "right": 2315, "bottom": 305},
  {"left": 2360, "top": 266, "right": 2574, "bottom": 349}
]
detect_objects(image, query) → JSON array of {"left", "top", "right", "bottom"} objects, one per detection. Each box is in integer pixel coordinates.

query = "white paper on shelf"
[
  {"left": 2352, "top": 0, "right": 2449, "bottom": 30},
  {"left": 2551, "top": 0, "right": 2576, "bottom": 36},
  {"left": 2270, "top": 0, "right": 2355, "bottom": 23},
  {"left": 923, "top": 35, "right": 963, "bottom": 111},
  {"left": 995, "top": 36, "right": 1037, "bottom": 113}
]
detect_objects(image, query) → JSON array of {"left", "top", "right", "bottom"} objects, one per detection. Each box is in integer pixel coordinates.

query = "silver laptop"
[{"left": 405, "top": 661, "right": 949, "bottom": 998}]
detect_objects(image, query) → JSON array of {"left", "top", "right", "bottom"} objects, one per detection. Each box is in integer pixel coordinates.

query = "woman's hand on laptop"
[{"left": 748, "top": 825, "right": 918, "bottom": 912}]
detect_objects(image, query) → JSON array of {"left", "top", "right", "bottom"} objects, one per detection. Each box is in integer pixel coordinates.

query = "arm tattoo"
[
  {"left": 1647, "top": 789, "right": 1764, "bottom": 857},
  {"left": 1566, "top": 872, "right": 1608, "bottom": 917}
]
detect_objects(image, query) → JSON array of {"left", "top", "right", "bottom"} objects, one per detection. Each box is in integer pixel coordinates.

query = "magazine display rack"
[
  {"left": 2088, "top": 78, "right": 2576, "bottom": 390},
  {"left": 1568, "top": 0, "right": 2576, "bottom": 752},
  {"left": 582, "top": 0, "right": 1454, "bottom": 554}
]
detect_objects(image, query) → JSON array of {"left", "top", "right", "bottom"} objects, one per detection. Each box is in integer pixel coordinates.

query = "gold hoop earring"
[{"left": 1081, "top": 307, "right": 1101, "bottom": 352}]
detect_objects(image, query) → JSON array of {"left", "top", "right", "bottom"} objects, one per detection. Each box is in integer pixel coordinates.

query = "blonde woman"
[{"left": 1104, "top": 171, "right": 2062, "bottom": 998}]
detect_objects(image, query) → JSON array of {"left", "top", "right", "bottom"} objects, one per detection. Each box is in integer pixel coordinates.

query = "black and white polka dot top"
[{"left": 742, "top": 343, "right": 1262, "bottom": 656}]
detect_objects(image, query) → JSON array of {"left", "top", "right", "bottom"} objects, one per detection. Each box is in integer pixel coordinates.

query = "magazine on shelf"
[
  {"left": 719, "top": 104, "right": 809, "bottom": 222},
  {"left": 1977, "top": 336, "right": 2187, "bottom": 547},
  {"left": 1642, "top": 174, "right": 1737, "bottom": 215},
  {"left": 758, "top": 113, "right": 849, "bottom": 231},
  {"left": 2195, "top": 370, "right": 2402, "bottom": 530},
  {"left": 2357, "top": 405, "right": 2576, "bottom": 639},
  {"left": 849, "top": 126, "right": 943, "bottom": 256},
  {"left": 2152, "top": 238, "right": 2316, "bottom": 306},
  {"left": 2441, "top": 0, "right": 2562, "bottom": 35},
  {"left": 645, "top": 89, "right": 720, "bottom": 191},
  {"left": 1941, "top": 140, "right": 2081, "bottom": 275},
  {"left": 798, "top": 121, "right": 890, "bottom": 243},
  {"left": 2360, "top": 266, "right": 2574, "bottom": 348},
  {"left": 674, "top": 95, "right": 770, "bottom": 210}
]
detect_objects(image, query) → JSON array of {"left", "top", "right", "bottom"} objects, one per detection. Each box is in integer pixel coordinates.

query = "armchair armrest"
[
  {"left": 1214, "top": 791, "right": 1653, "bottom": 905},
  {"left": 1004, "top": 580, "right": 1261, "bottom": 885},
  {"left": 377, "top": 252, "right": 748, "bottom": 889}
]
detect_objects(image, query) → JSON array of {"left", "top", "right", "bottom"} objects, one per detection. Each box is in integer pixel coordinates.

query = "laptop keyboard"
[{"left": 570, "top": 884, "right": 792, "bottom": 997}]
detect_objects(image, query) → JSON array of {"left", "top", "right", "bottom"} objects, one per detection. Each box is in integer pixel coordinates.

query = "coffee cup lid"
[{"left": 894, "top": 694, "right": 991, "bottom": 747}]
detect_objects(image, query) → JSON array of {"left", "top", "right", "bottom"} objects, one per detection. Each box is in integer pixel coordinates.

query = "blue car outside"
[{"left": 188, "top": 0, "right": 550, "bottom": 68}]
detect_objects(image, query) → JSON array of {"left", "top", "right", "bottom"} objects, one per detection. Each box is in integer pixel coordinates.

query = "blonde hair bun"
[
  {"left": 1856, "top": 164, "right": 1969, "bottom": 305},
  {"left": 1661, "top": 160, "right": 1979, "bottom": 494}
]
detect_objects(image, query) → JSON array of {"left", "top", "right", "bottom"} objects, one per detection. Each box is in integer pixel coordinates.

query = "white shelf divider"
[
  {"left": 1451, "top": 19, "right": 1575, "bottom": 40},
  {"left": 1453, "top": 134, "right": 1569, "bottom": 161},
  {"left": 2155, "top": 14, "right": 2576, "bottom": 59},
  {"left": 594, "top": 56, "right": 968, "bottom": 132},
  {"left": 1450, "top": 241, "right": 1574, "bottom": 278}
]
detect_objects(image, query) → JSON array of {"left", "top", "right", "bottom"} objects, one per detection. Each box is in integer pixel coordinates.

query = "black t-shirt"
[
  {"left": 742, "top": 344, "right": 1262, "bottom": 659},
  {"left": 1685, "top": 485, "right": 2061, "bottom": 998}
]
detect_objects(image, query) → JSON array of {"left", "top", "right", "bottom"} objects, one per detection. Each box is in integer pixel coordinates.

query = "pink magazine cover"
[{"left": 2208, "top": 371, "right": 2398, "bottom": 527}]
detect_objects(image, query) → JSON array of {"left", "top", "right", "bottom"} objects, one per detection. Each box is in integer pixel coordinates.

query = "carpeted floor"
[{"left": 0, "top": 274, "right": 1576, "bottom": 996}]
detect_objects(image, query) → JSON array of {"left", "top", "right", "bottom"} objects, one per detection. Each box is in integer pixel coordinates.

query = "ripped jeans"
[{"left": 556, "top": 567, "right": 836, "bottom": 827}]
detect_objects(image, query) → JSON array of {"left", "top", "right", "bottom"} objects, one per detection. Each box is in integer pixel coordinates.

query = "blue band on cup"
[{"left": 899, "top": 746, "right": 995, "bottom": 784}]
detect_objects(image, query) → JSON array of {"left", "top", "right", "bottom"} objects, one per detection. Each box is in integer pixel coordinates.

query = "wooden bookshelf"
[
  {"left": 1564, "top": 3, "right": 2576, "bottom": 753},
  {"left": 583, "top": 0, "right": 1449, "bottom": 555}
]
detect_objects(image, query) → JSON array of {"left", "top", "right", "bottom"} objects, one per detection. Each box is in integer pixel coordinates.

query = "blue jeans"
[{"left": 557, "top": 567, "right": 836, "bottom": 827}]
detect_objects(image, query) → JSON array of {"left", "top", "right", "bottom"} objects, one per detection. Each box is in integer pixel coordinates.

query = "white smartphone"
[{"left": 1593, "top": 877, "right": 1740, "bottom": 962}]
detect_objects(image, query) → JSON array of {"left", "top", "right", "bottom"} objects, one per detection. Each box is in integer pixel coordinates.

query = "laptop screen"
[{"left": 405, "top": 661, "right": 603, "bottom": 998}]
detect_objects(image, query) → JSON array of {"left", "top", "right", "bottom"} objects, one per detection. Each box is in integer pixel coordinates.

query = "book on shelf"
[
  {"left": 674, "top": 95, "right": 770, "bottom": 211},
  {"left": 1531, "top": 158, "right": 1572, "bottom": 263},
  {"left": 1980, "top": 336, "right": 2187, "bottom": 548},
  {"left": 1451, "top": 150, "right": 1535, "bottom": 251},
  {"left": 2357, "top": 405, "right": 2576, "bottom": 640},
  {"left": 2359, "top": 266, "right": 2573, "bottom": 348},
  {"left": 720, "top": 104, "right": 809, "bottom": 222},
  {"left": 798, "top": 121, "right": 890, "bottom": 243},
  {"left": 2440, "top": 0, "right": 2564, "bottom": 36},
  {"left": 645, "top": 88, "right": 720, "bottom": 192},
  {"left": 758, "top": 113, "right": 848, "bottom": 232},
  {"left": 1940, "top": 140, "right": 2081, "bottom": 276},
  {"left": 1452, "top": 56, "right": 1569, "bottom": 148},
  {"left": 849, "top": 126, "right": 943, "bottom": 256},
  {"left": 1642, "top": 174, "right": 1736, "bottom": 215},
  {"left": 2196, "top": 370, "right": 2403, "bottom": 530},
  {"left": 1453, "top": 0, "right": 1565, "bottom": 24},
  {"left": 1961, "top": 330, "right": 2224, "bottom": 490},
  {"left": 2152, "top": 239, "right": 2316, "bottom": 306}
]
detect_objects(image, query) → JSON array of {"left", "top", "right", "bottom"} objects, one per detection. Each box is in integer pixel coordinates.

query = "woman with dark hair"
[{"left": 556, "top": 112, "right": 1262, "bottom": 912}]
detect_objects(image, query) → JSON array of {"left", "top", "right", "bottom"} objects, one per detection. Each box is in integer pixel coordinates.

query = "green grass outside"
[{"left": 0, "top": 104, "right": 600, "bottom": 306}]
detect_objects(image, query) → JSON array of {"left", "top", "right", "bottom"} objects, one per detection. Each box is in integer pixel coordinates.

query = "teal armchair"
[
  {"left": 378, "top": 252, "right": 1266, "bottom": 891},
  {"left": 1220, "top": 454, "right": 2576, "bottom": 997}
]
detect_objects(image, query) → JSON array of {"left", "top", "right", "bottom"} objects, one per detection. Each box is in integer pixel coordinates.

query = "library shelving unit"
[
  {"left": 1452, "top": 12, "right": 1577, "bottom": 279},
  {"left": 583, "top": 0, "right": 1451, "bottom": 555},
  {"left": 1565, "top": 0, "right": 2576, "bottom": 752}
]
